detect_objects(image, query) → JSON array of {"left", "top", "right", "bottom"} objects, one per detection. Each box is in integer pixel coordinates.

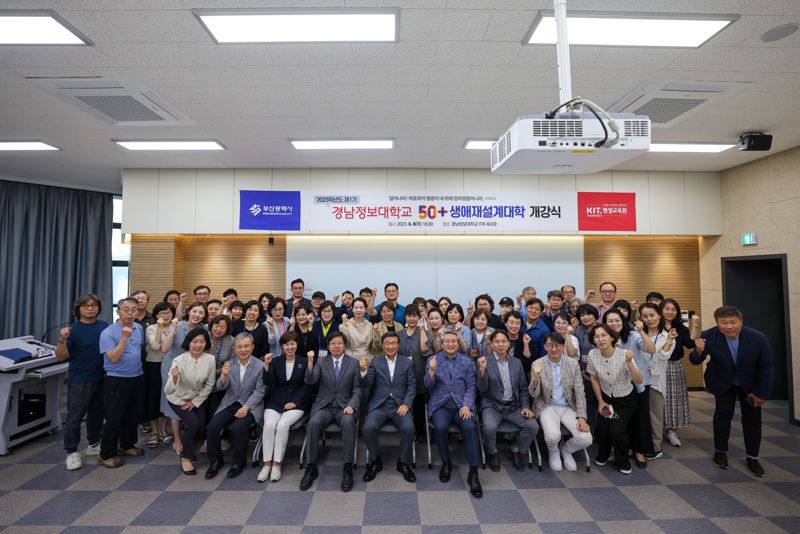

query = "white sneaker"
[
  {"left": 270, "top": 464, "right": 282, "bottom": 482},
  {"left": 257, "top": 464, "right": 271, "bottom": 482},
  {"left": 548, "top": 451, "right": 563, "bottom": 472},
  {"left": 560, "top": 447, "right": 577, "bottom": 472},
  {"left": 66, "top": 452, "right": 82, "bottom": 470},
  {"left": 85, "top": 442, "right": 101, "bottom": 456},
  {"left": 667, "top": 430, "right": 682, "bottom": 447}
]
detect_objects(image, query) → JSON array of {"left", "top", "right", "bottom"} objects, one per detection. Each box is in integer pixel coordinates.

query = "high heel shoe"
[{"left": 181, "top": 459, "right": 196, "bottom": 475}]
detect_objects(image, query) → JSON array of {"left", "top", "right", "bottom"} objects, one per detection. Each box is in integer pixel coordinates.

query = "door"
[{"left": 722, "top": 255, "right": 791, "bottom": 402}]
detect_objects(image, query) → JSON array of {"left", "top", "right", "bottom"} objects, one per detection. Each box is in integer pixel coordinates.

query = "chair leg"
[
  {"left": 299, "top": 432, "right": 307, "bottom": 470},
  {"left": 353, "top": 420, "right": 358, "bottom": 470},
  {"left": 425, "top": 404, "right": 432, "bottom": 469},
  {"left": 583, "top": 447, "right": 591, "bottom": 473}
]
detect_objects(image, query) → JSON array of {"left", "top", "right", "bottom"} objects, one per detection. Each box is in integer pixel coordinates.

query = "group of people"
[{"left": 55, "top": 277, "right": 774, "bottom": 499}]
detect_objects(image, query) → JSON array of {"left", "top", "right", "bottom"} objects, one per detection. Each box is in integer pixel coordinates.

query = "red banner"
[{"left": 577, "top": 192, "right": 636, "bottom": 231}]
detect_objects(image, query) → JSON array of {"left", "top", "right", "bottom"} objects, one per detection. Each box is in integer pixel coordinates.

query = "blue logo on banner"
[{"left": 239, "top": 190, "right": 301, "bottom": 231}]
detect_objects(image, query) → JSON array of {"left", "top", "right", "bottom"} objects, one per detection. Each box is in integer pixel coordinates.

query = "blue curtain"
[{"left": 0, "top": 180, "right": 113, "bottom": 343}]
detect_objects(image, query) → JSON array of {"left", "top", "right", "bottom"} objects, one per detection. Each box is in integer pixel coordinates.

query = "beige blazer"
[
  {"left": 164, "top": 352, "right": 216, "bottom": 408},
  {"left": 340, "top": 319, "right": 374, "bottom": 360},
  {"left": 528, "top": 355, "right": 587, "bottom": 419}
]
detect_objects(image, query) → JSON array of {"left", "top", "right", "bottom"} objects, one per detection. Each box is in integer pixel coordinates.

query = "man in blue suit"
[
  {"left": 361, "top": 332, "right": 416, "bottom": 483},
  {"left": 690, "top": 306, "right": 774, "bottom": 477},
  {"left": 205, "top": 333, "right": 266, "bottom": 479},
  {"left": 425, "top": 331, "right": 482, "bottom": 498}
]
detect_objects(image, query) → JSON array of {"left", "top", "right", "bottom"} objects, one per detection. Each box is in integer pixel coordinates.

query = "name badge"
[{"left": 319, "top": 349, "right": 328, "bottom": 358}]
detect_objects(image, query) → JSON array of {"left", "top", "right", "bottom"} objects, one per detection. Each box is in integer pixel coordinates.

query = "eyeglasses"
[
  {"left": 80, "top": 303, "right": 98, "bottom": 308},
  {"left": 544, "top": 343, "right": 563, "bottom": 349},
  {"left": 118, "top": 307, "right": 137, "bottom": 313},
  {"left": 600, "top": 290, "right": 616, "bottom": 294}
]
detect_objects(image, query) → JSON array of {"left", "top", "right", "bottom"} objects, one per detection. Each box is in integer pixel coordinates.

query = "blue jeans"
[
  {"left": 431, "top": 404, "right": 480, "bottom": 467},
  {"left": 63, "top": 380, "right": 103, "bottom": 453}
]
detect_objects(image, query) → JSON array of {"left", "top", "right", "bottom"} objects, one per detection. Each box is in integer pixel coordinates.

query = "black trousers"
[
  {"left": 206, "top": 403, "right": 256, "bottom": 467},
  {"left": 63, "top": 380, "right": 103, "bottom": 453},
  {"left": 596, "top": 390, "right": 637, "bottom": 470},
  {"left": 100, "top": 375, "right": 144, "bottom": 460},
  {"left": 170, "top": 401, "right": 207, "bottom": 461},
  {"left": 713, "top": 385, "right": 762, "bottom": 457},
  {"left": 629, "top": 386, "right": 654, "bottom": 455},
  {"left": 142, "top": 361, "right": 163, "bottom": 422}
]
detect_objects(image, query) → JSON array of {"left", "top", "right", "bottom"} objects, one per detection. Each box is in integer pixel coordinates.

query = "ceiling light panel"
[
  {"left": 291, "top": 140, "right": 393, "bottom": 150},
  {"left": 464, "top": 140, "right": 495, "bottom": 150},
  {"left": 194, "top": 9, "right": 398, "bottom": 43},
  {"left": 114, "top": 140, "right": 225, "bottom": 151},
  {"left": 527, "top": 12, "right": 737, "bottom": 48},
  {"left": 0, "top": 10, "right": 91, "bottom": 45},
  {"left": 649, "top": 143, "right": 734, "bottom": 153},
  {"left": 0, "top": 141, "right": 59, "bottom": 151}
]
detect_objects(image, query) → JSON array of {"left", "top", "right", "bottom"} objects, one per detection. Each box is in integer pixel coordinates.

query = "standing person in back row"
[
  {"left": 286, "top": 278, "right": 312, "bottom": 318},
  {"left": 55, "top": 294, "right": 109, "bottom": 470},
  {"left": 690, "top": 306, "right": 774, "bottom": 477}
]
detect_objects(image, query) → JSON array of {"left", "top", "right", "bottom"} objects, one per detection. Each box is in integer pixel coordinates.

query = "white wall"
[
  {"left": 286, "top": 235, "right": 584, "bottom": 310},
  {"left": 122, "top": 167, "right": 722, "bottom": 236}
]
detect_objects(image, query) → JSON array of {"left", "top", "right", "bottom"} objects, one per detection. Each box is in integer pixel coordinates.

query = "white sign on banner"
[{"left": 301, "top": 191, "right": 578, "bottom": 234}]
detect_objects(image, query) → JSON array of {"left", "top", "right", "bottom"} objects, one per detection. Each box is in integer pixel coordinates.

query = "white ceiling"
[{"left": 0, "top": 0, "right": 799, "bottom": 192}]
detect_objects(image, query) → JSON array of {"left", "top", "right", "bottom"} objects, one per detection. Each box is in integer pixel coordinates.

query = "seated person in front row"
[
  {"left": 258, "top": 331, "right": 310, "bottom": 483},
  {"left": 529, "top": 332, "right": 593, "bottom": 472},
  {"left": 426, "top": 331, "right": 483, "bottom": 498},
  {"left": 477, "top": 330, "right": 539, "bottom": 472},
  {"left": 300, "top": 332, "right": 362, "bottom": 492},
  {"left": 361, "top": 331, "right": 417, "bottom": 483},
  {"left": 205, "top": 333, "right": 266, "bottom": 480}
]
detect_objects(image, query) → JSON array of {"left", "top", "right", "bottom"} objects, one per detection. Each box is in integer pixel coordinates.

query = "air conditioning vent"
[
  {"left": 608, "top": 81, "right": 750, "bottom": 127},
  {"left": 532, "top": 119, "right": 582, "bottom": 137},
  {"left": 28, "top": 78, "right": 194, "bottom": 126}
]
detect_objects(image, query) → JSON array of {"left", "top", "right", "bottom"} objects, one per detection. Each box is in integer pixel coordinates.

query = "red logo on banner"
[{"left": 578, "top": 192, "right": 636, "bottom": 231}]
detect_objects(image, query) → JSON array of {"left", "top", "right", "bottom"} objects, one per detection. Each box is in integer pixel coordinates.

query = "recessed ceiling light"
[
  {"left": 649, "top": 143, "right": 734, "bottom": 153},
  {"left": 113, "top": 140, "right": 226, "bottom": 151},
  {"left": 0, "top": 141, "right": 60, "bottom": 151},
  {"left": 527, "top": 12, "right": 737, "bottom": 47},
  {"left": 0, "top": 10, "right": 91, "bottom": 45},
  {"left": 291, "top": 140, "right": 393, "bottom": 150},
  {"left": 464, "top": 140, "right": 495, "bottom": 150},
  {"left": 194, "top": 9, "right": 398, "bottom": 43},
  {"left": 761, "top": 23, "right": 799, "bottom": 43}
]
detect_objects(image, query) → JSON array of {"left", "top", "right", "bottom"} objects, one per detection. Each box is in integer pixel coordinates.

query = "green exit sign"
[{"left": 741, "top": 233, "right": 758, "bottom": 246}]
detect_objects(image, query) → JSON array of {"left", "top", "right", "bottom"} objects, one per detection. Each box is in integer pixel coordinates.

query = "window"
[{"left": 112, "top": 196, "right": 129, "bottom": 307}]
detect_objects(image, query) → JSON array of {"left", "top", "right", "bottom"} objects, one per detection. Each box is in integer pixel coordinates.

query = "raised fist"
[
  {"left": 371, "top": 288, "right": 378, "bottom": 296},
  {"left": 121, "top": 326, "right": 133, "bottom": 337},
  {"left": 516, "top": 293, "right": 524, "bottom": 303},
  {"left": 332, "top": 294, "right": 340, "bottom": 303},
  {"left": 221, "top": 361, "right": 231, "bottom": 377},
  {"left": 634, "top": 320, "right": 644, "bottom": 331},
  {"left": 428, "top": 357, "right": 438, "bottom": 372},
  {"left": 171, "top": 317, "right": 179, "bottom": 325},
  {"left": 341, "top": 314, "right": 349, "bottom": 323},
  {"left": 373, "top": 323, "right": 380, "bottom": 332},
  {"left": 567, "top": 324, "right": 575, "bottom": 334},
  {"left": 523, "top": 333, "right": 531, "bottom": 344},
  {"left": 359, "top": 358, "right": 368, "bottom": 372},
  {"left": 266, "top": 316, "right": 274, "bottom": 326},
  {"left": 289, "top": 316, "right": 296, "bottom": 328},
  {"left": 170, "top": 366, "right": 180, "bottom": 380},
  {"left": 264, "top": 353, "right": 274, "bottom": 365},
  {"left": 59, "top": 327, "right": 71, "bottom": 343},
  {"left": 307, "top": 351, "right": 314, "bottom": 358},
  {"left": 467, "top": 302, "right": 475, "bottom": 314},
  {"left": 469, "top": 348, "right": 478, "bottom": 357},
  {"left": 477, "top": 356, "right": 487, "bottom": 372},
  {"left": 694, "top": 338, "right": 706, "bottom": 353},
  {"left": 691, "top": 316, "right": 701, "bottom": 327},
  {"left": 179, "top": 292, "right": 187, "bottom": 302},
  {"left": 625, "top": 349, "right": 634, "bottom": 362},
  {"left": 533, "top": 362, "right": 543, "bottom": 375},
  {"left": 668, "top": 328, "right": 678, "bottom": 340},
  {"left": 586, "top": 289, "right": 597, "bottom": 299},
  {"left": 630, "top": 299, "right": 639, "bottom": 309}
]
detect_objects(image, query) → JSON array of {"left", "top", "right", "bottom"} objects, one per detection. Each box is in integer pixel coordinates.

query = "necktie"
[{"left": 334, "top": 359, "right": 340, "bottom": 382}]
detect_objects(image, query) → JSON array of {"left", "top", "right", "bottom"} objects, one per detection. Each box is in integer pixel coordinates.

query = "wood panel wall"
[
  {"left": 584, "top": 236, "right": 703, "bottom": 387},
  {"left": 129, "top": 234, "right": 287, "bottom": 307}
]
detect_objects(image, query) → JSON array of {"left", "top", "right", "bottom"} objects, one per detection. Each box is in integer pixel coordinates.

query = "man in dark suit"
[
  {"left": 425, "top": 331, "right": 483, "bottom": 498},
  {"left": 690, "top": 306, "right": 774, "bottom": 477},
  {"left": 361, "top": 332, "right": 416, "bottom": 483},
  {"left": 300, "top": 331, "right": 362, "bottom": 491},
  {"left": 476, "top": 330, "right": 538, "bottom": 471},
  {"left": 205, "top": 333, "right": 266, "bottom": 479}
]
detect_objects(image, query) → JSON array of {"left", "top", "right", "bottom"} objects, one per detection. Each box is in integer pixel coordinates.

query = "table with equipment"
[{"left": 0, "top": 336, "right": 68, "bottom": 455}]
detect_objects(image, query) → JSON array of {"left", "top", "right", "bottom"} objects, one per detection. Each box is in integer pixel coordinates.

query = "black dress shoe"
[
  {"left": 341, "top": 463, "right": 354, "bottom": 492},
  {"left": 439, "top": 461, "right": 452, "bottom": 482},
  {"left": 634, "top": 458, "right": 648, "bottom": 469},
  {"left": 226, "top": 464, "right": 244, "bottom": 479},
  {"left": 713, "top": 451, "right": 729, "bottom": 469},
  {"left": 467, "top": 471, "right": 483, "bottom": 498},
  {"left": 487, "top": 453, "right": 501, "bottom": 472},
  {"left": 510, "top": 452, "right": 525, "bottom": 471},
  {"left": 363, "top": 462, "right": 380, "bottom": 482},
  {"left": 746, "top": 457, "right": 765, "bottom": 477},
  {"left": 300, "top": 464, "right": 319, "bottom": 491},
  {"left": 205, "top": 458, "right": 224, "bottom": 479},
  {"left": 397, "top": 462, "right": 416, "bottom": 482}
]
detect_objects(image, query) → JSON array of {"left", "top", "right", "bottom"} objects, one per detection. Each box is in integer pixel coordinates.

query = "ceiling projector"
[{"left": 490, "top": 111, "right": 651, "bottom": 174}]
